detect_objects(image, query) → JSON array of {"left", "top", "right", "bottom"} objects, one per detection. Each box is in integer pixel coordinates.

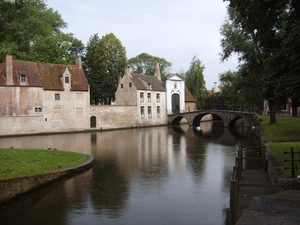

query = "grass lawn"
[
  {"left": 0, "top": 149, "right": 88, "bottom": 179},
  {"left": 261, "top": 115, "right": 300, "bottom": 177}
]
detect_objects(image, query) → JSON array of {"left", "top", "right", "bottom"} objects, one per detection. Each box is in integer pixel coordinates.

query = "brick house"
[
  {"left": 185, "top": 87, "right": 196, "bottom": 112},
  {"left": 0, "top": 55, "right": 90, "bottom": 135},
  {"left": 115, "top": 62, "right": 167, "bottom": 125}
]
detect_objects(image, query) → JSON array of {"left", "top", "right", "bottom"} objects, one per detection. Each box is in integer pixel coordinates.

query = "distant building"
[
  {"left": 165, "top": 73, "right": 185, "bottom": 114},
  {"left": 184, "top": 87, "right": 196, "bottom": 112},
  {"left": 0, "top": 55, "right": 90, "bottom": 135},
  {"left": 0, "top": 56, "right": 197, "bottom": 136},
  {"left": 115, "top": 62, "right": 167, "bottom": 125}
]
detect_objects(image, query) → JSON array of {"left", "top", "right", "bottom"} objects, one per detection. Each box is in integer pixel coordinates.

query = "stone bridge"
[{"left": 167, "top": 110, "right": 256, "bottom": 127}]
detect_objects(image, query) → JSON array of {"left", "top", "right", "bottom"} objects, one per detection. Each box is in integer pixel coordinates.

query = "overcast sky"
[{"left": 46, "top": 0, "right": 238, "bottom": 89}]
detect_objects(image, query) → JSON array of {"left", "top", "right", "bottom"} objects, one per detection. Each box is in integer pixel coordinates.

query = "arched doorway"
[
  {"left": 172, "top": 93, "right": 180, "bottom": 113},
  {"left": 90, "top": 116, "right": 96, "bottom": 128}
]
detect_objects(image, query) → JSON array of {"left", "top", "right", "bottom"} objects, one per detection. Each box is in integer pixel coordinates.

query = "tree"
[
  {"left": 185, "top": 55, "right": 207, "bottom": 109},
  {"left": 0, "top": 0, "right": 70, "bottom": 62},
  {"left": 83, "top": 34, "right": 100, "bottom": 104},
  {"left": 127, "top": 53, "right": 172, "bottom": 81},
  {"left": 91, "top": 33, "right": 127, "bottom": 105},
  {"left": 221, "top": 1, "right": 293, "bottom": 123},
  {"left": 219, "top": 69, "right": 263, "bottom": 112}
]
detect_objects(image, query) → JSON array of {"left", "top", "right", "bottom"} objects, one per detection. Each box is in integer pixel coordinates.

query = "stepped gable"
[
  {"left": 0, "top": 58, "right": 88, "bottom": 91},
  {"left": 130, "top": 73, "right": 165, "bottom": 91}
]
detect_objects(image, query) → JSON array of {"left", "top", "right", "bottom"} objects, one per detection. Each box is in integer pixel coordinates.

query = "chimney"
[
  {"left": 154, "top": 62, "right": 161, "bottom": 81},
  {"left": 76, "top": 56, "right": 82, "bottom": 69},
  {"left": 214, "top": 82, "right": 219, "bottom": 93},
  {"left": 6, "top": 55, "right": 13, "bottom": 85},
  {"left": 124, "top": 65, "right": 131, "bottom": 77}
]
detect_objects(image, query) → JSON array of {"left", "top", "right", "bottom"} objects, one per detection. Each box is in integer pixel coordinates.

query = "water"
[{"left": 0, "top": 121, "right": 260, "bottom": 225}]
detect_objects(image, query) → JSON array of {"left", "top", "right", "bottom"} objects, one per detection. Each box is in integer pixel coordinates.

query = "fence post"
[
  {"left": 291, "top": 148, "right": 295, "bottom": 178},
  {"left": 238, "top": 148, "right": 243, "bottom": 179},
  {"left": 230, "top": 180, "right": 238, "bottom": 225},
  {"left": 262, "top": 144, "right": 268, "bottom": 171}
]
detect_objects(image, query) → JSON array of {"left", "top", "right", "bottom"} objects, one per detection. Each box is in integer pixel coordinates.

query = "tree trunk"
[
  {"left": 292, "top": 106, "right": 298, "bottom": 117},
  {"left": 291, "top": 97, "right": 298, "bottom": 117},
  {"left": 268, "top": 102, "right": 277, "bottom": 123}
]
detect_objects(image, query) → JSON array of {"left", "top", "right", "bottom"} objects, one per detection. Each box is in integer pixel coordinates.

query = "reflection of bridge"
[{"left": 167, "top": 110, "right": 256, "bottom": 127}]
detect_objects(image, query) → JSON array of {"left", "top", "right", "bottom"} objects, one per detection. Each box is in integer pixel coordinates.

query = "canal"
[{"left": 0, "top": 121, "right": 261, "bottom": 225}]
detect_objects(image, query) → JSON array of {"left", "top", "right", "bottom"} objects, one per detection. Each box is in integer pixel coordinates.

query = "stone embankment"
[
  {"left": 234, "top": 122, "right": 300, "bottom": 225},
  {"left": 0, "top": 155, "right": 94, "bottom": 204}
]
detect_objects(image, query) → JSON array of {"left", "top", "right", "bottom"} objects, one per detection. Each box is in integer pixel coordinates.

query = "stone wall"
[
  {"left": 90, "top": 105, "right": 167, "bottom": 130},
  {"left": 0, "top": 155, "right": 94, "bottom": 204}
]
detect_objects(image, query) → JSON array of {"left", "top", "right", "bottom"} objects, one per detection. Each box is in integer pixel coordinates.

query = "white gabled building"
[{"left": 166, "top": 74, "right": 185, "bottom": 114}]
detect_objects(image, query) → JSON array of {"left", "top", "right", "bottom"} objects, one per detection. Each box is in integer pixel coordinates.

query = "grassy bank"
[
  {"left": 261, "top": 115, "right": 300, "bottom": 177},
  {"left": 0, "top": 149, "right": 88, "bottom": 179}
]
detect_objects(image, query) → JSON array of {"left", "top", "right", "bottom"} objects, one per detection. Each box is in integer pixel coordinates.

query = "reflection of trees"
[{"left": 90, "top": 159, "right": 129, "bottom": 218}]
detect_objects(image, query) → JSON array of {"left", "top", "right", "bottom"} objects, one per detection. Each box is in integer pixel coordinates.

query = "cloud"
[{"left": 47, "top": 0, "right": 237, "bottom": 89}]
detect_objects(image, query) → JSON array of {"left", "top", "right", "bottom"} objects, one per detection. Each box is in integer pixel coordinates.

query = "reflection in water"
[{"left": 0, "top": 121, "right": 260, "bottom": 225}]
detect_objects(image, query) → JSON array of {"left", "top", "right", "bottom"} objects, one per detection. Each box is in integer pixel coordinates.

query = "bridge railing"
[
  {"left": 166, "top": 109, "right": 186, "bottom": 115},
  {"left": 202, "top": 104, "right": 261, "bottom": 114}
]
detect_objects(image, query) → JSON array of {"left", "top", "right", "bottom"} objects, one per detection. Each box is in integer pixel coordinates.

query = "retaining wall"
[{"left": 0, "top": 155, "right": 94, "bottom": 204}]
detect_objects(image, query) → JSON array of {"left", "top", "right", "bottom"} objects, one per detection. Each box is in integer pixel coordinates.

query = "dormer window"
[
  {"left": 65, "top": 77, "right": 69, "bottom": 83},
  {"left": 21, "top": 75, "right": 26, "bottom": 82},
  {"left": 129, "top": 82, "right": 132, "bottom": 88},
  {"left": 148, "top": 83, "right": 152, "bottom": 90}
]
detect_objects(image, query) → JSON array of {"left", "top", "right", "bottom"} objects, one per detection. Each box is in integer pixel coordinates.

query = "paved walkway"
[
  {"left": 235, "top": 169, "right": 300, "bottom": 225},
  {"left": 237, "top": 190, "right": 300, "bottom": 225},
  {"left": 237, "top": 169, "right": 274, "bottom": 220}
]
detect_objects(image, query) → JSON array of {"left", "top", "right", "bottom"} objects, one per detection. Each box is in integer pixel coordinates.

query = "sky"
[{"left": 46, "top": 0, "right": 238, "bottom": 89}]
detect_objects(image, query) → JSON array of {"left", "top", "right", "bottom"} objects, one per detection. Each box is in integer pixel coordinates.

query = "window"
[
  {"left": 121, "top": 83, "right": 123, "bottom": 88},
  {"left": 129, "top": 82, "right": 132, "bottom": 88},
  {"left": 157, "top": 106, "right": 160, "bottom": 118},
  {"left": 148, "top": 83, "right": 151, "bottom": 90},
  {"left": 65, "top": 77, "right": 69, "bottom": 83},
  {"left": 21, "top": 75, "right": 26, "bottom": 83},
  {"left": 156, "top": 93, "right": 160, "bottom": 102},
  {"left": 140, "top": 106, "right": 144, "bottom": 118},
  {"left": 55, "top": 94, "right": 60, "bottom": 100},
  {"left": 147, "top": 93, "right": 151, "bottom": 102},
  {"left": 140, "top": 92, "right": 144, "bottom": 102},
  {"left": 148, "top": 106, "right": 152, "bottom": 118},
  {"left": 34, "top": 107, "right": 42, "bottom": 113}
]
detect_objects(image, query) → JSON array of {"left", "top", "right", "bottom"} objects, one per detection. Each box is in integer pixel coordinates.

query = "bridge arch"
[
  {"left": 168, "top": 110, "right": 256, "bottom": 128},
  {"left": 191, "top": 112, "right": 223, "bottom": 126}
]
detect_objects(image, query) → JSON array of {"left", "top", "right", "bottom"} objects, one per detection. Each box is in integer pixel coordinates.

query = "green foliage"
[
  {"left": 0, "top": 0, "right": 82, "bottom": 64},
  {"left": 127, "top": 53, "right": 172, "bottom": 81},
  {"left": 219, "top": 69, "right": 263, "bottom": 111},
  {"left": 185, "top": 55, "right": 206, "bottom": 109},
  {"left": 261, "top": 116, "right": 300, "bottom": 142},
  {"left": 221, "top": 1, "right": 300, "bottom": 123},
  {"left": 90, "top": 33, "right": 127, "bottom": 105},
  {"left": 0, "top": 149, "right": 88, "bottom": 179},
  {"left": 261, "top": 115, "right": 300, "bottom": 177}
]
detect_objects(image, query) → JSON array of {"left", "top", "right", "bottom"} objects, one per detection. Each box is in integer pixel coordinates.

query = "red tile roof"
[
  {"left": 0, "top": 59, "right": 88, "bottom": 91},
  {"left": 185, "top": 87, "right": 196, "bottom": 102}
]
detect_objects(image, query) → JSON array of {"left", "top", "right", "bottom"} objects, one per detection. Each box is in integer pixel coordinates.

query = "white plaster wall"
[
  {"left": 136, "top": 90, "right": 167, "bottom": 126},
  {"left": 43, "top": 89, "right": 90, "bottom": 132},
  {"left": 166, "top": 76, "right": 185, "bottom": 114}
]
